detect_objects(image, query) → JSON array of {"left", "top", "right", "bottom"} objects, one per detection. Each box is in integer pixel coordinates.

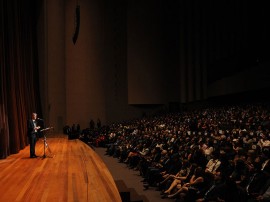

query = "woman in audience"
[
  {"left": 143, "top": 151, "right": 182, "bottom": 189},
  {"left": 205, "top": 151, "right": 221, "bottom": 176},
  {"left": 165, "top": 166, "right": 209, "bottom": 200},
  {"left": 160, "top": 161, "right": 194, "bottom": 197}
]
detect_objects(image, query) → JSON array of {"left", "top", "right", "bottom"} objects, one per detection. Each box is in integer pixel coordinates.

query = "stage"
[{"left": 0, "top": 135, "right": 121, "bottom": 202}]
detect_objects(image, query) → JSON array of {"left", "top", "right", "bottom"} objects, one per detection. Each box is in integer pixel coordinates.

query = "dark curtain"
[{"left": 0, "top": 0, "right": 41, "bottom": 159}]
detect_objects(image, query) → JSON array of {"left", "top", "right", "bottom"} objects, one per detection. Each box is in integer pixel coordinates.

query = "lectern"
[{"left": 40, "top": 127, "right": 54, "bottom": 158}]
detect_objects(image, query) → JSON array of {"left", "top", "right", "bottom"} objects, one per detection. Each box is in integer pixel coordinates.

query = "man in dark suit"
[
  {"left": 247, "top": 148, "right": 270, "bottom": 196},
  {"left": 27, "top": 112, "right": 40, "bottom": 158}
]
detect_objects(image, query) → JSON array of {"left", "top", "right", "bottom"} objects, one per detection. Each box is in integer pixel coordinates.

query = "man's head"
[{"left": 32, "top": 113, "right": 37, "bottom": 120}]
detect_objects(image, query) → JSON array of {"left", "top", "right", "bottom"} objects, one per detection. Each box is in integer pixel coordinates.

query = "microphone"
[{"left": 37, "top": 118, "right": 44, "bottom": 121}]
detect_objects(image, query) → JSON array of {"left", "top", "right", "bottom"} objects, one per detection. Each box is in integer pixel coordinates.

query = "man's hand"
[{"left": 256, "top": 195, "right": 264, "bottom": 201}]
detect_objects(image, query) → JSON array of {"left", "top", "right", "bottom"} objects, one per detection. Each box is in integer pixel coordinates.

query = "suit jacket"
[{"left": 27, "top": 119, "right": 37, "bottom": 137}]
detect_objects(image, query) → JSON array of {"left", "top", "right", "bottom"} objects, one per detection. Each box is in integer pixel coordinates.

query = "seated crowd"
[{"left": 80, "top": 103, "right": 270, "bottom": 202}]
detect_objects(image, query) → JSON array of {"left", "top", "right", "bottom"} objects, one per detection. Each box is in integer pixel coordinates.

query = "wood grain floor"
[{"left": 0, "top": 135, "right": 122, "bottom": 202}]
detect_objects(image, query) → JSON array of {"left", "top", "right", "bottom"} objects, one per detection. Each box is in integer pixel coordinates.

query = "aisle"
[{"left": 94, "top": 147, "right": 172, "bottom": 202}]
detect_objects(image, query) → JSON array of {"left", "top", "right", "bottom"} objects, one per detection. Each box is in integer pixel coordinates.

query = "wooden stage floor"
[{"left": 0, "top": 135, "right": 122, "bottom": 202}]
